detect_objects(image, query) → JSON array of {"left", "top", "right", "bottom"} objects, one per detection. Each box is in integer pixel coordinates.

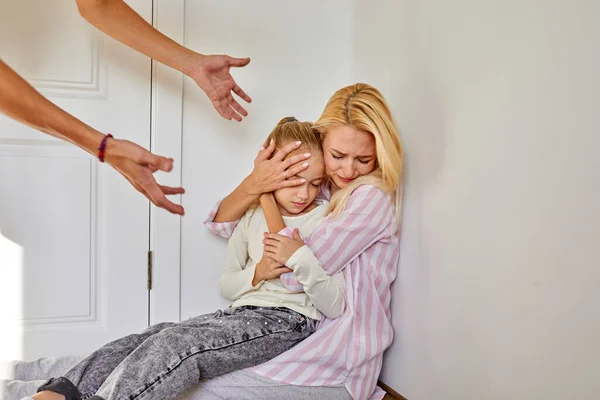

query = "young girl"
[{"left": 28, "top": 118, "right": 346, "bottom": 400}]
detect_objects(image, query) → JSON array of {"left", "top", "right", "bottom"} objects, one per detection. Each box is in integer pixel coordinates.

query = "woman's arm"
[
  {"left": 211, "top": 139, "right": 311, "bottom": 223},
  {"left": 76, "top": 0, "right": 251, "bottom": 121},
  {"left": 306, "top": 186, "right": 395, "bottom": 274},
  {"left": 284, "top": 245, "right": 347, "bottom": 319},
  {"left": 262, "top": 227, "right": 347, "bottom": 319},
  {"left": 298, "top": 185, "right": 396, "bottom": 274},
  {"left": 220, "top": 211, "right": 293, "bottom": 298},
  {"left": 266, "top": 186, "right": 395, "bottom": 290},
  {"left": 0, "top": 59, "right": 185, "bottom": 215},
  {"left": 214, "top": 176, "right": 262, "bottom": 223}
]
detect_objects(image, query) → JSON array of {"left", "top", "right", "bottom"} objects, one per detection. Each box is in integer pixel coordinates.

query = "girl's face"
[
  {"left": 274, "top": 149, "right": 325, "bottom": 216},
  {"left": 322, "top": 124, "right": 377, "bottom": 189}
]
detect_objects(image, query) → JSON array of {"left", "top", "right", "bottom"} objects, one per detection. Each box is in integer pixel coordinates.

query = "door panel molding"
[{"left": 149, "top": 0, "right": 185, "bottom": 325}]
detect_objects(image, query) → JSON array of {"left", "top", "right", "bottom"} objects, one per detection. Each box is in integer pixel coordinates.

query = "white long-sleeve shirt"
[{"left": 219, "top": 201, "right": 346, "bottom": 320}]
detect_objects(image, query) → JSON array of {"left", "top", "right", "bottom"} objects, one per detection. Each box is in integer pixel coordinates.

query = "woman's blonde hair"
[
  {"left": 264, "top": 117, "right": 322, "bottom": 159},
  {"left": 314, "top": 83, "right": 403, "bottom": 227}
]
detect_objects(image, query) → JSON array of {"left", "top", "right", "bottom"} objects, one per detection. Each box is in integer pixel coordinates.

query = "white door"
[{"left": 0, "top": 0, "right": 152, "bottom": 361}]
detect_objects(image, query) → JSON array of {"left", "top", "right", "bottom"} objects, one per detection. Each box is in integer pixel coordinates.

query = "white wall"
[
  {"left": 353, "top": 0, "right": 600, "bottom": 399},
  {"left": 181, "top": 1, "right": 600, "bottom": 398},
  {"left": 180, "top": 1, "right": 354, "bottom": 318}
]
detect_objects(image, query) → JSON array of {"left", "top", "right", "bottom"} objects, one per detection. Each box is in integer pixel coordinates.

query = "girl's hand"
[
  {"left": 252, "top": 253, "right": 293, "bottom": 286},
  {"left": 246, "top": 140, "right": 311, "bottom": 195},
  {"left": 262, "top": 229, "right": 305, "bottom": 266}
]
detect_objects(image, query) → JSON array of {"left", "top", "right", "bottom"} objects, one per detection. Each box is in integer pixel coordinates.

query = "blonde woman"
[{"left": 204, "top": 83, "right": 403, "bottom": 400}]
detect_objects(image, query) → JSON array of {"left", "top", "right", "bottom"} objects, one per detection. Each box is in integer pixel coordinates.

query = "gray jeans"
[
  {"left": 3, "top": 358, "right": 352, "bottom": 400},
  {"left": 39, "top": 306, "right": 315, "bottom": 400}
]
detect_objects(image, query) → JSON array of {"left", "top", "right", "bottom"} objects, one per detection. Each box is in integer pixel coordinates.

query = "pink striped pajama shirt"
[{"left": 204, "top": 185, "right": 400, "bottom": 400}]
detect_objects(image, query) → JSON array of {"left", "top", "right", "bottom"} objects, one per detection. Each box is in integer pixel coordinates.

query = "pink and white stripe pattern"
[{"left": 204, "top": 185, "right": 400, "bottom": 400}]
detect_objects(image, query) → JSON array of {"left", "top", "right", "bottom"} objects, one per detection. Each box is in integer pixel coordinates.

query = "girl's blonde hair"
[
  {"left": 264, "top": 117, "right": 322, "bottom": 158},
  {"left": 314, "top": 83, "right": 403, "bottom": 227}
]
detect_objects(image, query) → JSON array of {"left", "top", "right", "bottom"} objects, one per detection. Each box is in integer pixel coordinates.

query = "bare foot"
[{"left": 31, "top": 390, "right": 65, "bottom": 400}]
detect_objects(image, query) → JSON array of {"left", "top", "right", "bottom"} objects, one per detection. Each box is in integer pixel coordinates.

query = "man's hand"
[
  {"left": 104, "top": 138, "right": 185, "bottom": 215},
  {"left": 189, "top": 54, "right": 252, "bottom": 122}
]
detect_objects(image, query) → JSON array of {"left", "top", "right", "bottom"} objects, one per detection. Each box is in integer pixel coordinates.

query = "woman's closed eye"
[
  {"left": 332, "top": 153, "right": 372, "bottom": 165},
  {"left": 330, "top": 151, "right": 346, "bottom": 161}
]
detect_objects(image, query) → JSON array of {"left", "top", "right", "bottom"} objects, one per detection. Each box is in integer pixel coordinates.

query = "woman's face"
[{"left": 322, "top": 124, "right": 377, "bottom": 189}]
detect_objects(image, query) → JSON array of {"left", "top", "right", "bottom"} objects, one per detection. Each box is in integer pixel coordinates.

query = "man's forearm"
[
  {"left": 77, "top": 0, "right": 200, "bottom": 76},
  {"left": 0, "top": 59, "right": 104, "bottom": 154}
]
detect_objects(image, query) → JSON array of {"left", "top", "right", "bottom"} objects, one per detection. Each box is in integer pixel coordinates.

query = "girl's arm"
[
  {"left": 219, "top": 214, "right": 261, "bottom": 300},
  {"left": 259, "top": 193, "right": 286, "bottom": 233},
  {"left": 218, "top": 211, "right": 292, "bottom": 300}
]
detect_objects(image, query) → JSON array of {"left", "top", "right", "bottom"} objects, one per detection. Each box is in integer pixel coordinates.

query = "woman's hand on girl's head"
[
  {"left": 246, "top": 139, "right": 311, "bottom": 195},
  {"left": 262, "top": 229, "right": 305, "bottom": 266}
]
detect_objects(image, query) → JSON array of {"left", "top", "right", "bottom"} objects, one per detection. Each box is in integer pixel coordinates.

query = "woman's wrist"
[{"left": 242, "top": 174, "right": 263, "bottom": 198}]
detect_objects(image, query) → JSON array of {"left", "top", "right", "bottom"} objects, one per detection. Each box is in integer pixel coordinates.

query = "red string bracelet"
[{"left": 98, "top": 134, "right": 113, "bottom": 163}]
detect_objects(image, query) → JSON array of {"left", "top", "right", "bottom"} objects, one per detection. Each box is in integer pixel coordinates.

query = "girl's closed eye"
[{"left": 331, "top": 154, "right": 344, "bottom": 160}]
